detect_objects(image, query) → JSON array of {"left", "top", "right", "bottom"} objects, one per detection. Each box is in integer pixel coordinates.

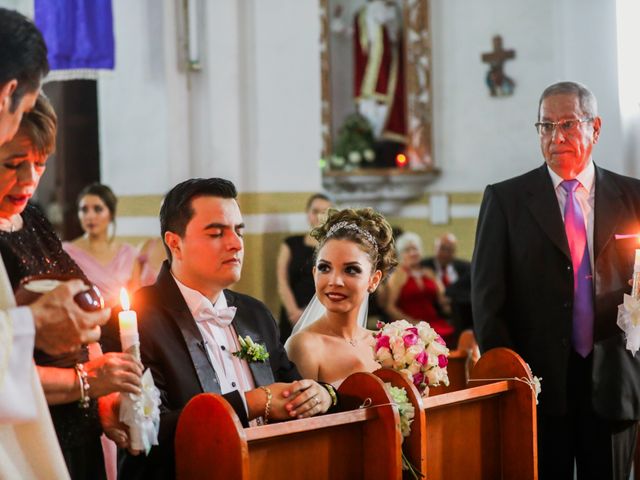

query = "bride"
[{"left": 285, "top": 207, "right": 397, "bottom": 386}]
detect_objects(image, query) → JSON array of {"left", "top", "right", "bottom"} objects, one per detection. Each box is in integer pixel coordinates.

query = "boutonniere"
[{"left": 233, "top": 335, "right": 270, "bottom": 363}]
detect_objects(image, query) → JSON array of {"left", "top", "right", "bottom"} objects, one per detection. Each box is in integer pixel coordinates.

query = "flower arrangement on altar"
[
  {"left": 324, "top": 113, "right": 376, "bottom": 171},
  {"left": 374, "top": 319, "right": 450, "bottom": 394}
]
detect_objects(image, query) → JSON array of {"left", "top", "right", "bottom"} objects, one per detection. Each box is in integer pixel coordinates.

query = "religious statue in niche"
[
  {"left": 481, "top": 35, "right": 516, "bottom": 97},
  {"left": 330, "top": 0, "right": 407, "bottom": 169}
]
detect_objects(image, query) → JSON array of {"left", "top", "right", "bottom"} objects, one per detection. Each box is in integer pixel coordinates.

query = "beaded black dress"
[
  {"left": 278, "top": 235, "right": 316, "bottom": 342},
  {"left": 0, "top": 204, "right": 105, "bottom": 480}
]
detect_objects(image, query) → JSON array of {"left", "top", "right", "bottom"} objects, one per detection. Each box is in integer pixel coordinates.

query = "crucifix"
[{"left": 481, "top": 35, "right": 516, "bottom": 97}]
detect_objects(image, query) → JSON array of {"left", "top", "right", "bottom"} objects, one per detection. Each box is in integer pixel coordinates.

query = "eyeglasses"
[{"left": 534, "top": 118, "right": 593, "bottom": 136}]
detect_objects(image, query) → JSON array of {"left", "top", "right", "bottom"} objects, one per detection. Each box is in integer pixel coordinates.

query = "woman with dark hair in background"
[
  {"left": 276, "top": 193, "right": 332, "bottom": 341},
  {"left": 63, "top": 183, "right": 140, "bottom": 307}
]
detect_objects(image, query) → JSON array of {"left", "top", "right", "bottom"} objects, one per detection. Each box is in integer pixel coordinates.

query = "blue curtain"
[{"left": 34, "top": 0, "right": 115, "bottom": 77}]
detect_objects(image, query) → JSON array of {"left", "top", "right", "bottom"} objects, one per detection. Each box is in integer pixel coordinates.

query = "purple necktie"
[{"left": 561, "top": 179, "right": 594, "bottom": 357}]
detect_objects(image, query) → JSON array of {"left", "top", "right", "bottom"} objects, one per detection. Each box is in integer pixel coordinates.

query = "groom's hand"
[{"left": 282, "top": 380, "right": 331, "bottom": 419}]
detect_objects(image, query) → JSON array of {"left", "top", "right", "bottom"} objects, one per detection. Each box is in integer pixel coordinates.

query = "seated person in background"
[
  {"left": 286, "top": 208, "right": 397, "bottom": 386},
  {"left": 385, "top": 232, "right": 455, "bottom": 346},
  {"left": 276, "top": 193, "right": 331, "bottom": 342},
  {"left": 421, "top": 233, "right": 472, "bottom": 341},
  {"left": 109, "top": 178, "right": 333, "bottom": 480},
  {"left": 0, "top": 94, "right": 141, "bottom": 479},
  {"left": 136, "top": 236, "right": 166, "bottom": 287},
  {"left": 63, "top": 183, "right": 140, "bottom": 307}
]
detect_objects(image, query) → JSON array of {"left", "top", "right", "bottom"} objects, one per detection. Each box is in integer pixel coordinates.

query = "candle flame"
[
  {"left": 396, "top": 153, "right": 407, "bottom": 167},
  {"left": 120, "top": 288, "right": 130, "bottom": 311}
]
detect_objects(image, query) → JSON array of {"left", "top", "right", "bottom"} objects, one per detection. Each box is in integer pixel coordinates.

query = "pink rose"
[
  {"left": 435, "top": 335, "right": 446, "bottom": 346},
  {"left": 403, "top": 333, "right": 418, "bottom": 347},
  {"left": 413, "top": 372, "right": 425, "bottom": 387},
  {"left": 415, "top": 351, "right": 428, "bottom": 366},
  {"left": 376, "top": 320, "right": 385, "bottom": 329},
  {"left": 438, "top": 354, "right": 448, "bottom": 368},
  {"left": 376, "top": 335, "right": 390, "bottom": 351},
  {"left": 407, "top": 327, "right": 418, "bottom": 335}
]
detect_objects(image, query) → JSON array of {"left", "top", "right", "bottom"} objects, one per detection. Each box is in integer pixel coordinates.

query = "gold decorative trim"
[
  {"left": 117, "top": 190, "right": 484, "bottom": 218},
  {"left": 118, "top": 195, "right": 163, "bottom": 217}
]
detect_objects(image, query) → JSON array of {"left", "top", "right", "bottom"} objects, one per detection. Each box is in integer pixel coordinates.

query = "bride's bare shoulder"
[{"left": 287, "top": 329, "right": 324, "bottom": 352}]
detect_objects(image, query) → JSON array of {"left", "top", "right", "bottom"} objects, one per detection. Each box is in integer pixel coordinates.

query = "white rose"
[
  {"left": 348, "top": 151, "right": 362, "bottom": 163},
  {"left": 363, "top": 149, "right": 375, "bottom": 161},
  {"left": 408, "top": 362, "right": 422, "bottom": 375},
  {"left": 331, "top": 155, "right": 346, "bottom": 167},
  {"left": 399, "top": 369, "right": 413, "bottom": 383},
  {"left": 376, "top": 347, "right": 393, "bottom": 367}
]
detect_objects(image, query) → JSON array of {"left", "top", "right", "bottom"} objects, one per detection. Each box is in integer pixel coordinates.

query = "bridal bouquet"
[{"left": 374, "top": 319, "right": 450, "bottom": 394}]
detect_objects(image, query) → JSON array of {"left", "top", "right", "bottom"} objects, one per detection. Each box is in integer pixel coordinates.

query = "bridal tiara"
[{"left": 325, "top": 221, "right": 378, "bottom": 249}]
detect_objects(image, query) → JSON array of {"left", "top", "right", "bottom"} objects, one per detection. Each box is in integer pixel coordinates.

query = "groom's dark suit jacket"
[
  {"left": 116, "top": 262, "right": 300, "bottom": 479},
  {"left": 472, "top": 164, "right": 640, "bottom": 420}
]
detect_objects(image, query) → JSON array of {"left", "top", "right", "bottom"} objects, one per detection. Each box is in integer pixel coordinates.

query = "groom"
[{"left": 116, "top": 178, "right": 332, "bottom": 479}]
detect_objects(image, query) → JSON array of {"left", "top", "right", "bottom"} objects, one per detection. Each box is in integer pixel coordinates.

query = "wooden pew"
[
  {"left": 430, "top": 328, "right": 480, "bottom": 396},
  {"left": 174, "top": 372, "right": 402, "bottom": 480},
  {"left": 376, "top": 347, "right": 538, "bottom": 480}
]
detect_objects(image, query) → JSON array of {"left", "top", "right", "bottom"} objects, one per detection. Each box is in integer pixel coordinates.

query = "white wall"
[
  {"left": 431, "top": 0, "right": 622, "bottom": 192},
  {"left": 3, "top": 0, "right": 626, "bottom": 197},
  {"left": 99, "top": 0, "right": 322, "bottom": 196}
]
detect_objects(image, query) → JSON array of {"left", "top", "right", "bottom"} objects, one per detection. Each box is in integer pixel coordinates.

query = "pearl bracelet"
[{"left": 75, "top": 363, "right": 90, "bottom": 409}]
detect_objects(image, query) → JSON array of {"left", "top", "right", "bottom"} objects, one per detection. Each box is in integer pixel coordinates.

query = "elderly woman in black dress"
[{"left": 0, "top": 94, "right": 142, "bottom": 479}]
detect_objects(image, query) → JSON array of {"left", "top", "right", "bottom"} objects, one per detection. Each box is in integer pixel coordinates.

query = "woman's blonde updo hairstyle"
[{"left": 311, "top": 207, "right": 398, "bottom": 279}]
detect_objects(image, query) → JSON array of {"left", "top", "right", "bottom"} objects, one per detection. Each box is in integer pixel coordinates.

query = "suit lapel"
[
  {"left": 226, "top": 290, "right": 275, "bottom": 387},
  {"left": 525, "top": 165, "right": 571, "bottom": 259},
  {"left": 155, "top": 263, "right": 221, "bottom": 394},
  {"left": 593, "top": 166, "right": 623, "bottom": 261}
]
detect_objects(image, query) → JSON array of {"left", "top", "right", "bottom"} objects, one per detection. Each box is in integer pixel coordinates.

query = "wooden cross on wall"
[{"left": 481, "top": 35, "right": 516, "bottom": 97}]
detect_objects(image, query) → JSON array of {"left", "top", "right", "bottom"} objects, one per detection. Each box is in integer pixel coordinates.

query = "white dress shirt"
[
  {"left": 173, "top": 276, "right": 256, "bottom": 410},
  {"left": 547, "top": 160, "right": 595, "bottom": 272}
]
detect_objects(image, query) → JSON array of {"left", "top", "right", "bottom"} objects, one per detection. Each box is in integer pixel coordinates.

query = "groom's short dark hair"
[{"left": 160, "top": 178, "right": 238, "bottom": 262}]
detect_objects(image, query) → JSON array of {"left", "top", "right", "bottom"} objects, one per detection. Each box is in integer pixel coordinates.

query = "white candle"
[
  {"left": 633, "top": 250, "right": 640, "bottom": 299},
  {"left": 119, "top": 288, "right": 140, "bottom": 359}
]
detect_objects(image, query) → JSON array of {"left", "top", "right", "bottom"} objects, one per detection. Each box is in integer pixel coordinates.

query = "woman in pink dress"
[
  {"left": 63, "top": 183, "right": 142, "bottom": 480},
  {"left": 63, "top": 184, "right": 140, "bottom": 308}
]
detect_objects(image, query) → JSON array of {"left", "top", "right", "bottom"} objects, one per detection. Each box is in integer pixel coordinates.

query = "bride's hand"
[{"left": 282, "top": 380, "right": 331, "bottom": 419}]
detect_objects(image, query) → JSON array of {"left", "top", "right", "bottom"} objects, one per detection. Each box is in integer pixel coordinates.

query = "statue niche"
[{"left": 320, "top": 0, "right": 434, "bottom": 173}]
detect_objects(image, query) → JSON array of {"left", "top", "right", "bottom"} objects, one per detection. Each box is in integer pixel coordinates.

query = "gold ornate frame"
[{"left": 319, "top": 0, "right": 434, "bottom": 169}]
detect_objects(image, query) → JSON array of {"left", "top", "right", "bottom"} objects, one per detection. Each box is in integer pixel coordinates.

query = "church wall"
[
  {"left": 92, "top": 0, "right": 631, "bottom": 309},
  {"left": 1, "top": 0, "right": 625, "bottom": 309}
]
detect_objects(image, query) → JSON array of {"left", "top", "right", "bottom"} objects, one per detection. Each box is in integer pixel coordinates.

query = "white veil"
[{"left": 284, "top": 293, "right": 370, "bottom": 352}]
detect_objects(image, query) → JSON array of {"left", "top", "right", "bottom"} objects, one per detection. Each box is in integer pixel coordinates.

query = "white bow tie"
[{"left": 196, "top": 305, "right": 237, "bottom": 328}]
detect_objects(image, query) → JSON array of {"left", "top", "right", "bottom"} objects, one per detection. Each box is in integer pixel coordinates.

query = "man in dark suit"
[
  {"left": 422, "top": 233, "right": 472, "bottom": 339},
  {"left": 472, "top": 81, "right": 640, "bottom": 479},
  {"left": 116, "top": 178, "right": 332, "bottom": 479}
]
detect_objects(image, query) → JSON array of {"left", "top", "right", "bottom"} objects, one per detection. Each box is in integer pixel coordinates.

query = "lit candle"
[
  {"left": 119, "top": 288, "right": 140, "bottom": 360},
  {"left": 395, "top": 153, "right": 408, "bottom": 168}
]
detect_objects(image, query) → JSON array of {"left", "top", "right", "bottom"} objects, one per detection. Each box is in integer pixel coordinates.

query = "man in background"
[{"left": 422, "top": 233, "right": 471, "bottom": 340}]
